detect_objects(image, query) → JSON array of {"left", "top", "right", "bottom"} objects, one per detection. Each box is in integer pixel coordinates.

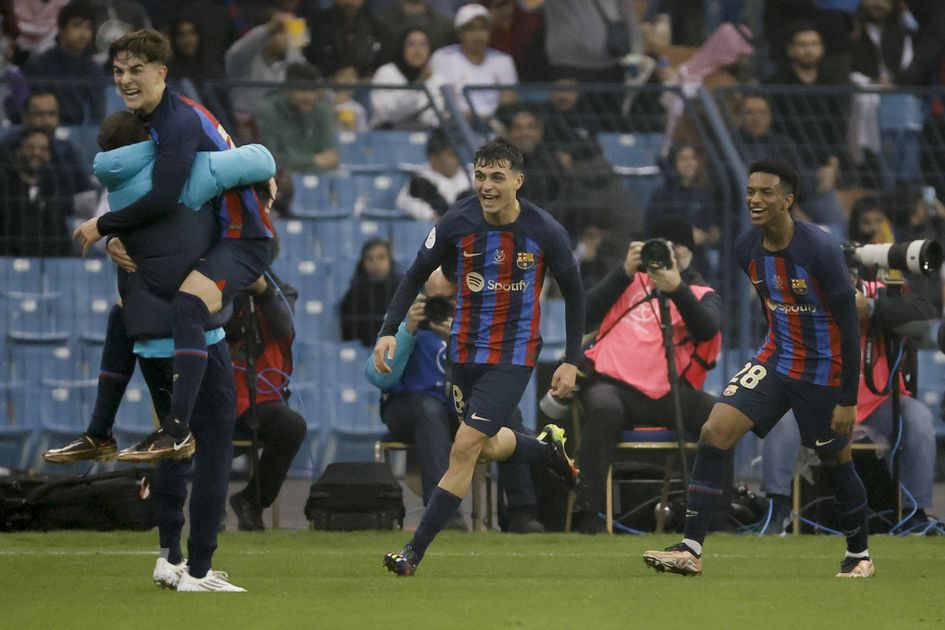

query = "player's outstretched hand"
[
  {"left": 549, "top": 362, "right": 578, "bottom": 399},
  {"left": 106, "top": 237, "right": 137, "bottom": 273},
  {"left": 830, "top": 404, "right": 856, "bottom": 436},
  {"left": 73, "top": 217, "right": 102, "bottom": 256},
  {"left": 374, "top": 335, "right": 397, "bottom": 374}
]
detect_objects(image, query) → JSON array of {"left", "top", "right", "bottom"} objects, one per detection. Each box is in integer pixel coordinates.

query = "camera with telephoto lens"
[
  {"left": 842, "top": 239, "right": 944, "bottom": 276},
  {"left": 640, "top": 238, "right": 674, "bottom": 270},
  {"left": 419, "top": 294, "right": 452, "bottom": 330}
]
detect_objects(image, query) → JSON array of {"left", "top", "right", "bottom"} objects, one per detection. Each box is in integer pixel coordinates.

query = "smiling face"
[
  {"left": 112, "top": 52, "right": 167, "bottom": 115},
  {"left": 474, "top": 159, "right": 523, "bottom": 223},
  {"left": 746, "top": 171, "right": 794, "bottom": 229}
]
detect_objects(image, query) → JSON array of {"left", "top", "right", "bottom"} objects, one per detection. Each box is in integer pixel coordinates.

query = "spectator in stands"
[
  {"left": 0, "top": 127, "right": 74, "bottom": 256},
  {"left": 848, "top": 194, "right": 896, "bottom": 246},
  {"left": 735, "top": 93, "right": 844, "bottom": 235},
  {"left": 331, "top": 65, "right": 368, "bottom": 131},
  {"left": 226, "top": 269, "right": 306, "bottom": 532},
  {"left": 0, "top": 88, "right": 89, "bottom": 198},
  {"left": 171, "top": 0, "right": 242, "bottom": 81},
  {"left": 543, "top": 0, "right": 642, "bottom": 84},
  {"left": 645, "top": 143, "right": 719, "bottom": 280},
  {"left": 166, "top": 16, "right": 218, "bottom": 97},
  {"left": 761, "top": 261, "right": 939, "bottom": 535},
  {"left": 849, "top": 0, "right": 923, "bottom": 189},
  {"left": 376, "top": 0, "right": 454, "bottom": 66},
  {"left": 255, "top": 62, "right": 339, "bottom": 175},
  {"left": 430, "top": 4, "right": 517, "bottom": 121},
  {"left": 764, "top": 21, "right": 849, "bottom": 229},
  {"left": 500, "top": 103, "right": 561, "bottom": 208},
  {"left": 341, "top": 238, "right": 402, "bottom": 347},
  {"left": 365, "top": 267, "right": 545, "bottom": 533},
  {"left": 303, "top": 0, "right": 382, "bottom": 78},
  {"left": 224, "top": 11, "right": 305, "bottom": 117},
  {"left": 23, "top": 2, "right": 104, "bottom": 124},
  {"left": 482, "top": 0, "right": 548, "bottom": 82},
  {"left": 764, "top": 0, "right": 854, "bottom": 79},
  {"left": 571, "top": 218, "right": 721, "bottom": 534},
  {"left": 573, "top": 225, "right": 609, "bottom": 291},
  {"left": 370, "top": 28, "right": 444, "bottom": 130},
  {"left": 899, "top": 0, "right": 945, "bottom": 86},
  {"left": 888, "top": 186, "right": 945, "bottom": 315},
  {"left": 395, "top": 128, "right": 472, "bottom": 221}
]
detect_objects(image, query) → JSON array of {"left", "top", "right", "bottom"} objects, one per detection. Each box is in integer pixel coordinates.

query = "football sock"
[
  {"left": 682, "top": 444, "right": 727, "bottom": 550},
  {"left": 167, "top": 292, "right": 210, "bottom": 440},
  {"left": 507, "top": 432, "right": 552, "bottom": 463},
  {"left": 823, "top": 460, "right": 869, "bottom": 555},
  {"left": 407, "top": 486, "right": 462, "bottom": 563},
  {"left": 86, "top": 305, "right": 134, "bottom": 439},
  {"left": 161, "top": 547, "right": 183, "bottom": 565}
]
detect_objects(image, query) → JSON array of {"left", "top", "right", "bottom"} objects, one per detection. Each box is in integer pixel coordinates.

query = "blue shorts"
[
  {"left": 719, "top": 359, "right": 848, "bottom": 454},
  {"left": 451, "top": 363, "right": 533, "bottom": 437},
  {"left": 194, "top": 238, "right": 271, "bottom": 305}
]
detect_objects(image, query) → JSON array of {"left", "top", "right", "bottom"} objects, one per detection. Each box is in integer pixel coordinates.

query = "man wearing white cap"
[{"left": 430, "top": 3, "right": 518, "bottom": 120}]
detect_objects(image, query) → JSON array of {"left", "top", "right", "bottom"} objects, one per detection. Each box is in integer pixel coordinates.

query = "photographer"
[
  {"left": 571, "top": 219, "right": 722, "bottom": 534},
  {"left": 761, "top": 264, "right": 940, "bottom": 534},
  {"left": 364, "top": 268, "right": 545, "bottom": 533}
]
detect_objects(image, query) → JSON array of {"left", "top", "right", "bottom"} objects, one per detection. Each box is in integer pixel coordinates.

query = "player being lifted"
[
  {"left": 643, "top": 160, "right": 874, "bottom": 578},
  {"left": 376, "top": 138, "right": 585, "bottom": 576}
]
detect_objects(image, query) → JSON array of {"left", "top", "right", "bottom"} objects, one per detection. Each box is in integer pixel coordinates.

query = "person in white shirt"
[
  {"left": 371, "top": 28, "right": 445, "bottom": 130},
  {"left": 395, "top": 128, "right": 473, "bottom": 220},
  {"left": 429, "top": 3, "right": 517, "bottom": 120}
]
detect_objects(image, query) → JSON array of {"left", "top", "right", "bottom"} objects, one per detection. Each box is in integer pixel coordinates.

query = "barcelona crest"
[
  {"left": 790, "top": 278, "right": 808, "bottom": 295},
  {"left": 516, "top": 252, "right": 535, "bottom": 270}
]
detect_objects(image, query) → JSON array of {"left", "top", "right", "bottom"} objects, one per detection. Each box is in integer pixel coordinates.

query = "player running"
[
  {"left": 643, "top": 160, "right": 873, "bottom": 578},
  {"left": 376, "top": 138, "right": 585, "bottom": 576}
]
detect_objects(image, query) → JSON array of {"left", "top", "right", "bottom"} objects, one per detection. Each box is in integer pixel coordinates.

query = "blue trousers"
[
  {"left": 761, "top": 396, "right": 936, "bottom": 508},
  {"left": 141, "top": 341, "right": 236, "bottom": 577},
  {"left": 382, "top": 392, "right": 537, "bottom": 509}
]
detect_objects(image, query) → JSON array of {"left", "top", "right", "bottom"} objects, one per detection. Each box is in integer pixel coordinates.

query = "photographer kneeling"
[
  {"left": 365, "top": 268, "right": 545, "bottom": 533},
  {"left": 571, "top": 219, "right": 722, "bottom": 534}
]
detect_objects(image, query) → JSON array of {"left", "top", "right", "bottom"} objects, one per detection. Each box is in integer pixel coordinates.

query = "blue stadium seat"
[
  {"left": 311, "top": 216, "right": 383, "bottom": 262},
  {"left": 7, "top": 340, "right": 84, "bottom": 385},
  {"left": 596, "top": 132, "right": 664, "bottom": 207},
  {"left": 539, "top": 299, "right": 567, "bottom": 346},
  {"left": 519, "top": 374, "right": 538, "bottom": 432},
  {"left": 286, "top": 379, "right": 323, "bottom": 477},
  {"left": 366, "top": 130, "right": 429, "bottom": 169},
  {"left": 336, "top": 131, "right": 380, "bottom": 169},
  {"left": 0, "top": 257, "right": 43, "bottom": 295},
  {"left": 273, "top": 218, "right": 318, "bottom": 262},
  {"left": 0, "top": 383, "right": 36, "bottom": 470},
  {"left": 285, "top": 260, "right": 340, "bottom": 340},
  {"left": 386, "top": 218, "right": 434, "bottom": 262},
  {"left": 701, "top": 351, "right": 726, "bottom": 397},
  {"left": 916, "top": 349, "right": 945, "bottom": 413},
  {"left": 113, "top": 371, "right": 156, "bottom": 446},
  {"left": 3, "top": 292, "right": 71, "bottom": 342},
  {"left": 58, "top": 125, "right": 99, "bottom": 174},
  {"left": 290, "top": 173, "right": 352, "bottom": 218},
  {"left": 352, "top": 171, "right": 406, "bottom": 212},
  {"left": 323, "top": 383, "right": 384, "bottom": 464}
]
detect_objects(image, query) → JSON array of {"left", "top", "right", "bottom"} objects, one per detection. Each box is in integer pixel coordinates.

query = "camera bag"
[
  {"left": 305, "top": 462, "right": 404, "bottom": 531},
  {"left": 1, "top": 469, "right": 156, "bottom": 531}
]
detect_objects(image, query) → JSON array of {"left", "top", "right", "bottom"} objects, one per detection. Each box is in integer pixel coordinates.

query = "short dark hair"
[
  {"left": 109, "top": 29, "right": 171, "bottom": 65},
  {"left": 26, "top": 88, "right": 58, "bottom": 107},
  {"left": 474, "top": 138, "right": 523, "bottom": 172},
  {"left": 285, "top": 62, "right": 322, "bottom": 83},
  {"left": 58, "top": 1, "right": 95, "bottom": 30},
  {"left": 788, "top": 20, "right": 821, "bottom": 43},
  {"left": 426, "top": 128, "right": 452, "bottom": 156},
  {"left": 748, "top": 159, "right": 799, "bottom": 196},
  {"left": 98, "top": 111, "right": 150, "bottom": 151}
]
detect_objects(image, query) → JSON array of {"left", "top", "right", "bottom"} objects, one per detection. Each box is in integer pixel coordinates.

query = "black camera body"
[
  {"left": 419, "top": 294, "right": 452, "bottom": 330},
  {"left": 640, "top": 238, "right": 674, "bottom": 270}
]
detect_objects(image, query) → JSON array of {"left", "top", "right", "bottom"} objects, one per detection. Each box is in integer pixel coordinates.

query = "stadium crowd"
[{"left": 1, "top": 0, "right": 945, "bottom": 554}]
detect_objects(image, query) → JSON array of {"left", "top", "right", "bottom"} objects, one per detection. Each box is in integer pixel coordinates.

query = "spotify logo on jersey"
[{"left": 466, "top": 272, "right": 485, "bottom": 292}]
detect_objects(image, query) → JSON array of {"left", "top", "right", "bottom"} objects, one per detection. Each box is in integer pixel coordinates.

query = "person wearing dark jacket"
[
  {"left": 571, "top": 218, "right": 722, "bottom": 534},
  {"left": 340, "top": 238, "right": 402, "bottom": 346},
  {"left": 227, "top": 270, "right": 306, "bottom": 532}
]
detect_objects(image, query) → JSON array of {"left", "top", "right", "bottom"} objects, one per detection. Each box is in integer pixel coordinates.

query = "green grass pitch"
[{"left": 1, "top": 531, "right": 942, "bottom": 629}]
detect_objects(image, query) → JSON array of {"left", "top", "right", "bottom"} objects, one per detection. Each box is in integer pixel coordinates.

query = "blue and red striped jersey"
[
  {"left": 98, "top": 87, "right": 273, "bottom": 240},
  {"left": 736, "top": 220, "right": 857, "bottom": 389},
  {"left": 405, "top": 196, "right": 577, "bottom": 367}
]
